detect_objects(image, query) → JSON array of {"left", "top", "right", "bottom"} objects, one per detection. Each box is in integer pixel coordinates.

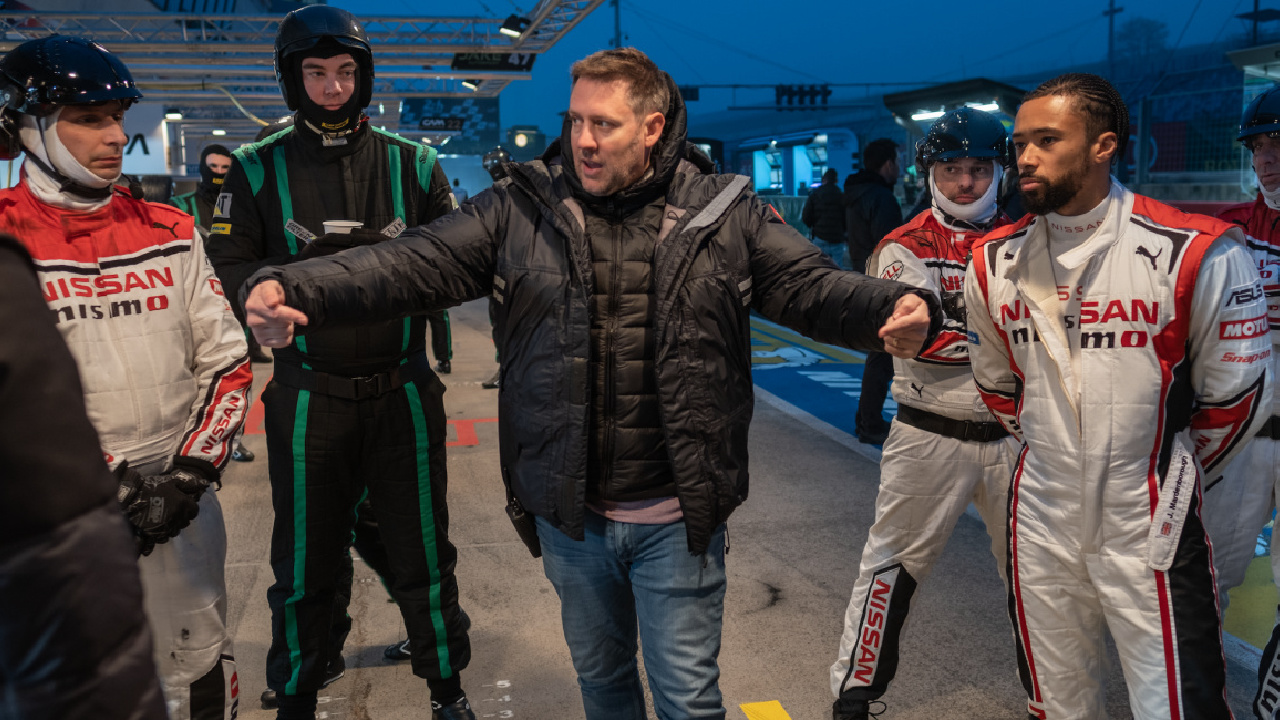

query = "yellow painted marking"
[
  {"left": 742, "top": 696, "right": 788, "bottom": 712},
  {"left": 750, "top": 315, "right": 866, "bottom": 364},
  {"left": 739, "top": 700, "right": 793, "bottom": 720}
]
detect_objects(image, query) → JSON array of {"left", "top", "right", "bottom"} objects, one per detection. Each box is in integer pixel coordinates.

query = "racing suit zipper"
[{"left": 600, "top": 220, "right": 620, "bottom": 492}]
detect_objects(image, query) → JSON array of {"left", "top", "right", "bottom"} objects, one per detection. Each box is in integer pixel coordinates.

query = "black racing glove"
[
  {"left": 296, "top": 228, "right": 387, "bottom": 260},
  {"left": 115, "top": 457, "right": 217, "bottom": 555}
]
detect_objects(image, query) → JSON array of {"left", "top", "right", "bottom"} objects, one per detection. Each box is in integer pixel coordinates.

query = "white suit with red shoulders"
[{"left": 965, "top": 181, "right": 1270, "bottom": 719}]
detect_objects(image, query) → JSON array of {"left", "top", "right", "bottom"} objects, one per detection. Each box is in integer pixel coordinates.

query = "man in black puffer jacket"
[
  {"left": 241, "top": 48, "right": 940, "bottom": 720},
  {"left": 0, "top": 236, "right": 166, "bottom": 720},
  {"left": 802, "top": 167, "right": 847, "bottom": 267}
]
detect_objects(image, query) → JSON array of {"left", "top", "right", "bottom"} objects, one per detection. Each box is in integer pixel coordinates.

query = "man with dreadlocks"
[{"left": 965, "top": 72, "right": 1270, "bottom": 718}]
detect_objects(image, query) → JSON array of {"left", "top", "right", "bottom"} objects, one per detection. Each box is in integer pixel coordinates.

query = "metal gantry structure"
[{"left": 0, "top": 0, "right": 603, "bottom": 150}]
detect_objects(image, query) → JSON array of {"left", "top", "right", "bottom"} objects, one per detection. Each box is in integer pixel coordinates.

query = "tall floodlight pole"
[
  {"left": 613, "top": 0, "right": 622, "bottom": 48},
  {"left": 1104, "top": 0, "right": 1125, "bottom": 80}
]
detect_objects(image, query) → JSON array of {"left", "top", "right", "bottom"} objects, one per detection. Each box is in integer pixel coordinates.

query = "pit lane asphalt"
[{"left": 218, "top": 297, "right": 1260, "bottom": 719}]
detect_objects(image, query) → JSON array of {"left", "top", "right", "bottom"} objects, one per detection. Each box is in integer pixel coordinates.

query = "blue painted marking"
[{"left": 749, "top": 315, "right": 896, "bottom": 444}]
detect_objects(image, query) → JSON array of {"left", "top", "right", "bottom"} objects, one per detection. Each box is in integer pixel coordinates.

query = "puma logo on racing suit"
[
  {"left": 152, "top": 221, "right": 179, "bottom": 238},
  {"left": 1136, "top": 245, "right": 1163, "bottom": 271}
]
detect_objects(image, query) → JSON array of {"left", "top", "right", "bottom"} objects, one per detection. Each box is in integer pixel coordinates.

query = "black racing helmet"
[
  {"left": 483, "top": 145, "right": 512, "bottom": 181},
  {"left": 915, "top": 106, "right": 1012, "bottom": 172},
  {"left": 1239, "top": 84, "right": 1280, "bottom": 142},
  {"left": 274, "top": 5, "right": 373, "bottom": 111},
  {"left": 0, "top": 36, "right": 141, "bottom": 115},
  {"left": 0, "top": 36, "right": 142, "bottom": 158}
]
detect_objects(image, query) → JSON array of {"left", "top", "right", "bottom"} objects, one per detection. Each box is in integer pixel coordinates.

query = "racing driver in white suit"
[
  {"left": 966, "top": 73, "right": 1270, "bottom": 719},
  {"left": 0, "top": 37, "right": 250, "bottom": 720},
  {"left": 830, "top": 107, "right": 1022, "bottom": 720}
]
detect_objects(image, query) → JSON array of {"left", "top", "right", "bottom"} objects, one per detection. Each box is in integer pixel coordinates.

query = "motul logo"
[
  {"left": 1220, "top": 316, "right": 1269, "bottom": 339},
  {"left": 852, "top": 567, "right": 899, "bottom": 684}
]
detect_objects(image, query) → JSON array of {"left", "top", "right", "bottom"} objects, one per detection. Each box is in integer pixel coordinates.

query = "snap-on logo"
[{"left": 1220, "top": 315, "right": 1269, "bottom": 340}]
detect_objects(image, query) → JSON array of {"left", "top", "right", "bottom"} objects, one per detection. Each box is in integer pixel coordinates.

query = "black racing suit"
[
  {"left": 170, "top": 180, "right": 218, "bottom": 234},
  {"left": 206, "top": 117, "right": 468, "bottom": 699}
]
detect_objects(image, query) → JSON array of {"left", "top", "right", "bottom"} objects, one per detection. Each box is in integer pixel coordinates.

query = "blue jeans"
[
  {"left": 536, "top": 512, "right": 728, "bottom": 720},
  {"left": 811, "top": 237, "right": 849, "bottom": 270}
]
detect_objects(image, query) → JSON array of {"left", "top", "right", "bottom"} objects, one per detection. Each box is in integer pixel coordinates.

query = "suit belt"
[
  {"left": 1259, "top": 416, "right": 1280, "bottom": 440},
  {"left": 272, "top": 352, "right": 434, "bottom": 401},
  {"left": 894, "top": 404, "right": 1010, "bottom": 443}
]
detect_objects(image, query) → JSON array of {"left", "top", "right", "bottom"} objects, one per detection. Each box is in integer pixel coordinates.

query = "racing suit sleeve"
[
  {"left": 245, "top": 185, "right": 503, "bottom": 326},
  {"left": 872, "top": 239, "right": 969, "bottom": 365},
  {"left": 205, "top": 154, "right": 292, "bottom": 320},
  {"left": 176, "top": 232, "right": 252, "bottom": 472},
  {"left": 415, "top": 162, "right": 456, "bottom": 226},
  {"left": 745, "top": 194, "right": 941, "bottom": 354},
  {"left": 964, "top": 256, "right": 1023, "bottom": 440},
  {"left": 1186, "top": 231, "right": 1272, "bottom": 474}
]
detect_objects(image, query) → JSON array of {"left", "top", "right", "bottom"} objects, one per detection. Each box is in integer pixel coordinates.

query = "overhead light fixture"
[
  {"left": 500, "top": 14, "right": 531, "bottom": 38},
  {"left": 965, "top": 101, "right": 1000, "bottom": 113},
  {"left": 164, "top": 107, "right": 183, "bottom": 120},
  {"left": 911, "top": 109, "right": 946, "bottom": 122},
  {"left": 461, "top": 78, "right": 481, "bottom": 91},
  {"left": 211, "top": 129, "right": 226, "bottom": 136}
]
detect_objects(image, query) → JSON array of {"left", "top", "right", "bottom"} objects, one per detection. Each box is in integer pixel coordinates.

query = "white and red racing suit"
[
  {"left": 0, "top": 179, "right": 251, "bottom": 720},
  {"left": 965, "top": 183, "right": 1270, "bottom": 720},
  {"left": 1199, "top": 194, "right": 1280, "bottom": 719},
  {"left": 831, "top": 210, "right": 1021, "bottom": 709}
]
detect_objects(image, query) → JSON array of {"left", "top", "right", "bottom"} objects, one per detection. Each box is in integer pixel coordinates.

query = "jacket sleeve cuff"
[{"left": 238, "top": 266, "right": 288, "bottom": 314}]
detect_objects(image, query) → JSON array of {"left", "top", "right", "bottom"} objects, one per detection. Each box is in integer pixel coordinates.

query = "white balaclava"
[
  {"left": 1261, "top": 177, "right": 1280, "bottom": 212},
  {"left": 18, "top": 108, "right": 117, "bottom": 211},
  {"left": 929, "top": 161, "right": 1002, "bottom": 225}
]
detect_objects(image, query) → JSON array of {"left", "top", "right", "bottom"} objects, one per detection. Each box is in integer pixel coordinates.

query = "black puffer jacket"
[
  {"left": 246, "top": 76, "right": 940, "bottom": 554},
  {"left": 844, "top": 169, "right": 902, "bottom": 272},
  {"left": 0, "top": 236, "right": 166, "bottom": 720},
  {"left": 801, "top": 181, "right": 845, "bottom": 244}
]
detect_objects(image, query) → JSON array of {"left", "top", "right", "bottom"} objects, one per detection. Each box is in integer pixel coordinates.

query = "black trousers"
[
  {"left": 856, "top": 351, "right": 894, "bottom": 433},
  {"left": 328, "top": 499, "right": 396, "bottom": 660},
  {"left": 262, "top": 374, "right": 469, "bottom": 696},
  {"left": 427, "top": 310, "right": 452, "bottom": 364}
]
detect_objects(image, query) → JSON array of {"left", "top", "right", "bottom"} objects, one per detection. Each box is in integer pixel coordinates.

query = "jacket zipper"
[{"left": 600, "top": 217, "right": 620, "bottom": 491}]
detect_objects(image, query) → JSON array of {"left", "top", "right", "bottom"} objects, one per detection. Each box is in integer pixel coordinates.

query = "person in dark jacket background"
[
  {"left": 204, "top": 7, "right": 472, "bottom": 720},
  {"left": 845, "top": 138, "right": 904, "bottom": 445},
  {"left": 172, "top": 144, "right": 269, "bottom": 454},
  {"left": 240, "top": 48, "right": 939, "bottom": 720},
  {"left": 170, "top": 143, "right": 231, "bottom": 233},
  {"left": 802, "top": 167, "right": 847, "bottom": 268},
  {"left": 0, "top": 235, "right": 167, "bottom": 720}
]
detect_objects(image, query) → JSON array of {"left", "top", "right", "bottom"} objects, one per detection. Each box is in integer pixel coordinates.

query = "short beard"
[
  {"left": 1020, "top": 155, "right": 1090, "bottom": 215},
  {"left": 581, "top": 131, "right": 648, "bottom": 197}
]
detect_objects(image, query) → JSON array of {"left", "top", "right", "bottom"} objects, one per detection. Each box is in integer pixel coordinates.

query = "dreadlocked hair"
[{"left": 1024, "top": 73, "right": 1129, "bottom": 165}]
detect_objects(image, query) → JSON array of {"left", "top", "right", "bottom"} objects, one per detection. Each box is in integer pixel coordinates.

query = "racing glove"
[
  {"left": 296, "top": 228, "right": 387, "bottom": 260},
  {"left": 115, "top": 457, "right": 216, "bottom": 555}
]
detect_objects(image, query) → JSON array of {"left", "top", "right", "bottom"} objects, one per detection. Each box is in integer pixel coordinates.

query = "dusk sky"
[{"left": 330, "top": 0, "right": 1259, "bottom": 134}]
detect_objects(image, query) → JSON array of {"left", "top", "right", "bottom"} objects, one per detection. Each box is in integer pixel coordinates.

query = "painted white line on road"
[{"left": 754, "top": 386, "right": 880, "bottom": 465}]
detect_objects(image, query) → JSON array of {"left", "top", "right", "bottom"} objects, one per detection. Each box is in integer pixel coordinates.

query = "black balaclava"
[
  {"left": 198, "top": 143, "right": 231, "bottom": 195},
  {"left": 294, "top": 37, "right": 365, "bottom": 135}
]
